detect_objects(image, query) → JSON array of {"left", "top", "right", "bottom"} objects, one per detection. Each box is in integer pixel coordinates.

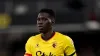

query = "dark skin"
[{"left": 37, "top": 12, "right": 55, "bottom": 41}]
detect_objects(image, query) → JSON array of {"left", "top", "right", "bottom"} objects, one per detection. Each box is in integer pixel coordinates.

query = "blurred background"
[{"left": 0, "top": 0, "right": 100, "bottom": 56}]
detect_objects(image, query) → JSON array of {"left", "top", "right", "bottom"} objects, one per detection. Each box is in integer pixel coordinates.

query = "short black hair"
[{"left": 39, "top": 8, "right": 55, "bottom": 18}]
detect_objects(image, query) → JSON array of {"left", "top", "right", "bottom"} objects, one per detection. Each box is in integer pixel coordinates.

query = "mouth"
[{"left": 38, "top": 26, "right": 43, "bottom": 30}]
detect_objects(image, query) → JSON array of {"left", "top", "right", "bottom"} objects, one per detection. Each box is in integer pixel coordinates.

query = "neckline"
[{"left": 40, "top": 32, "right": 56, "bottom": 42}]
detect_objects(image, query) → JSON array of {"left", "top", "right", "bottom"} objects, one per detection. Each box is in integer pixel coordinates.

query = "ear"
[{"left": 52, "top": 18, "right": 55, "bottom": 24}]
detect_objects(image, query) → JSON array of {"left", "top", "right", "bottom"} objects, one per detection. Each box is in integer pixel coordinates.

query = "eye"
[
  {"left": 37, "top": 17, "right": 48, "bottom": 21},
  {"left": 43, "top": 18, "right": 48, "bottom": 21}
]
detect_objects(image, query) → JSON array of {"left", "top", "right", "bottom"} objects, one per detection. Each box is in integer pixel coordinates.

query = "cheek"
[
  {"left": 44, "top": 21, "right": 51, "bottom": 27},
  {"left": 48, "top": 19, "right": 52, "bottom": 23},
  {"left": 37, "top": 21, "right": 38, "bottom": 24}
]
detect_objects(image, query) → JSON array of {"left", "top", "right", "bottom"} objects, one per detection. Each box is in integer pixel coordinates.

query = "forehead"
[{"left": 38, "top": 13, "right": 50, "bottom": 18}]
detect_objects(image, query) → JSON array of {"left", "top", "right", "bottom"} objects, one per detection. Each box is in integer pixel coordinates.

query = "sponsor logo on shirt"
[{"left": 36, "top": 51, "right": 55, "bottom": 56}]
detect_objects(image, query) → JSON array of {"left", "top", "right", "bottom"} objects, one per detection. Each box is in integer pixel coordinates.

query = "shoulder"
[
  {"left": 26, "top": 34, "right": 41, "bottom": 43},
  {"left": 56, "top": 32, "right": 74, "bottom": 44}
]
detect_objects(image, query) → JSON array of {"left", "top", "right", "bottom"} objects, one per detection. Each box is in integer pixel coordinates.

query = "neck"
[{"left": 41, "top": 29, "right": 54, "bottom": 41}]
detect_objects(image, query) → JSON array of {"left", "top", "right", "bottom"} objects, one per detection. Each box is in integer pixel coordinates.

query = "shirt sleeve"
[
  {"left": 64, "top": 36, "right": 77, "bottom": 56},
  {"left": 24, "top": 37, "right": 32, "bottom": 56}
]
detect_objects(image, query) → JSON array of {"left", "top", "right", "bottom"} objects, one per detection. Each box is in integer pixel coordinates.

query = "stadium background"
[{"left": 0, "top": 0, "right": 100, "bottom": 56}]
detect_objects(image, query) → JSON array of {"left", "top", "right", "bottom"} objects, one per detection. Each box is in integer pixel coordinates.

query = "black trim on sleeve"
[
  {"left": 64, "top": 52, "right": 76, "bottom": 56},
  {"left": 69, "top": 52, "right": 76, "bottom": 56},
  {"left": 64, "top": 51, "right": 76, "bottom": 56}
]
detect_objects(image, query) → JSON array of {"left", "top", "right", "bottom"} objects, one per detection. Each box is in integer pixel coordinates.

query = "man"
[{"left": 24, "top": 8, "right": 77, "bottom": 56}]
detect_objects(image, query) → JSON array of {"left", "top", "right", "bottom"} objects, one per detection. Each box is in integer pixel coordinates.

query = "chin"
[
  {"left": 39, "top": 30, "right": 47, "bottom": 34},
  {"left": 39, "top": 30, "right": 44, "bottom": 33}
]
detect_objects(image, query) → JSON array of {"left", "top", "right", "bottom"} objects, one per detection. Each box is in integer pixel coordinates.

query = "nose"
[{"left": 37, "top": 20, "right": 43, "bottom": 25}]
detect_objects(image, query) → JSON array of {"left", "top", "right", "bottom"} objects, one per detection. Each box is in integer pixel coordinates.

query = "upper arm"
[
  {"left": 24, "top": 38, "right": 32, "bottom": 56},
  {"left": 64, "top": 36, "right": 77, "bottom": 56}
]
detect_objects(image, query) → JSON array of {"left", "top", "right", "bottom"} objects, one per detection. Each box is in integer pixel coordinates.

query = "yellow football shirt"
[{"left": 24, "top": 32, "right": 77, "bottom": 56}]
